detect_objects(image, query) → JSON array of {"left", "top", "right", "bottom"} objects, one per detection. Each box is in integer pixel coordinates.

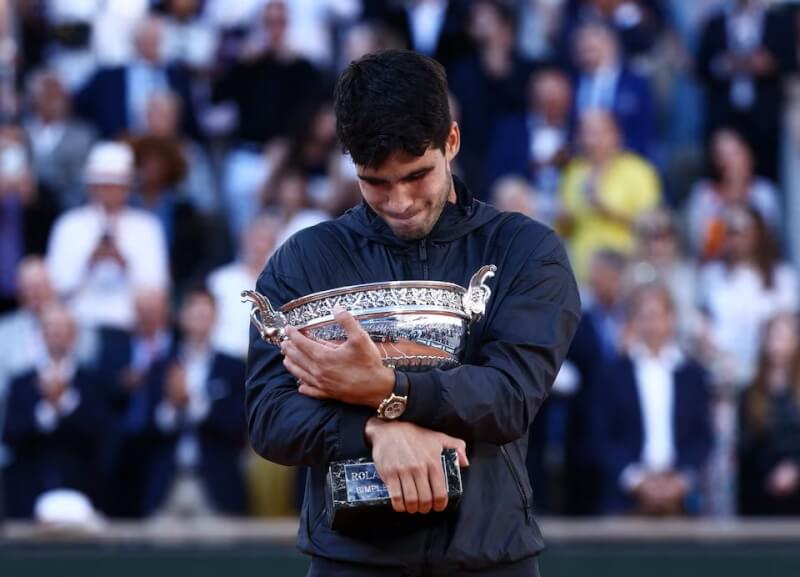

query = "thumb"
[
  {"left": 333, "top": 306, "right": 366, "bottom": 342},
  {"left": 440, "top": 435, "right": 470, "bottom": 468}
]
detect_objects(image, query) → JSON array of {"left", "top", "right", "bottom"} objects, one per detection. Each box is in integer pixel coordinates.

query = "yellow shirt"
[{"left": 560, "top": 153, "right": 661, "bottom": 281}]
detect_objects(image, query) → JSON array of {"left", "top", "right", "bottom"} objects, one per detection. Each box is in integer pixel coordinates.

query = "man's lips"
[{"left": 385, "top": 211, "right": 420, "bottom": 222}]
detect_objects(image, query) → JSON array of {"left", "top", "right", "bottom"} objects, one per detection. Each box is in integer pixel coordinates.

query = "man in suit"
[
  {"left": 2, "top": 302, "right": 107, "bottom": 518},
  {"left": 592, "top": 282, "right": 712, "bottom": 515},
  {"left": 696, "top": 0, "right": 794, "bottom": 180},
  {"left": 74, "top": 15, "right": 198, "bottom": 140},
  {"left": 485, "top": 68, "right": 574, "bottom": 219},
  {"left": 572, "top": 21, "right": 653, "bottom": 159},
  {"left": 142, "top": 286, "right": 247, "bottom": 517},
  {"left": 24, "top": 70, "right": 96, "bottom": 211}
]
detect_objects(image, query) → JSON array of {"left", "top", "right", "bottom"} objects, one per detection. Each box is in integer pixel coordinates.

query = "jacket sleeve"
[
  {"left": 245, "top": 250, "right": 374, "bottom": 467},
  {"left": 401, "top": 230, "right": 581, "bottom": 445}
]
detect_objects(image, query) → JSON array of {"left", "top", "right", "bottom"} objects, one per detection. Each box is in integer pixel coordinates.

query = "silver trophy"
[
  {"left": 242, "top": 264, "right": 497, "bottom": 371},
  {"left": 242, "top": 265, "right": 497, "bottom": 529}
]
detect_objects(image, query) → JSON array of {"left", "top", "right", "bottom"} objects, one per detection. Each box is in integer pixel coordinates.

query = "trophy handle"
[
  {"left": 241, "top": 289, "right": 289, "bottom": 345},
  {"left": 463, "top": 265, "right": 497, "bottom": 324}
]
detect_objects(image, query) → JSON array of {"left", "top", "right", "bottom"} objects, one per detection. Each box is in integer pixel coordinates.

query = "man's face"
[{"left": 356, "top": 123, "right": 460, "bottom": 241}]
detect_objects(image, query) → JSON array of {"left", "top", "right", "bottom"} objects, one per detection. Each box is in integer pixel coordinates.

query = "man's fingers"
[
  {"left": 384, "top": 475, "right": 405, "bottom": 513},
  {"left": 415, "top": 467, "right": 434, "bottom": 514},
  {"left": 440, "top": 436, "right": 470, "bottom": 468},
  {"left": 399, "top": 471, "right": 419, "bottom": 514},
  {"left": 333, "top": 306, "right": 367, "bottom": 343},
  {"left": 298, "top": 383, "right": 330, "bottom": 400},
  {"left": 282, "top": 356, "right": 320, "bottom": 389},
  {"left": 284, "top": 325, "right": 331, "bottom": 361},
  {"left": 429, "top": 460, "right": 449, "bottom": 513}
]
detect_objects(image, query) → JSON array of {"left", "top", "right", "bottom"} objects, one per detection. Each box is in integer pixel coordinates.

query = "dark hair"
[{"left": 334, "top": 49, "right": 452, "bottom": 168}]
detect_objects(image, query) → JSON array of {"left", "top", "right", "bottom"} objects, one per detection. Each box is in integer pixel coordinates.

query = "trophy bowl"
[{"left": 242, "top": 265, "right": 497, "bottom": 371}]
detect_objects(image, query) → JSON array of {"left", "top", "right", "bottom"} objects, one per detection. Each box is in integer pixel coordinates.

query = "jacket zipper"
[
  {"left": 419, "top": 238, "right": 428, "bottom": 279},
  {"left": 500, "top": 445, "right": 533, "bottom": 523}
]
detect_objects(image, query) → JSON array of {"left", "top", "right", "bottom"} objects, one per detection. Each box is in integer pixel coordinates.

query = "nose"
[{"left": 384, "top": 187, "right": 415, "bottom": 217}]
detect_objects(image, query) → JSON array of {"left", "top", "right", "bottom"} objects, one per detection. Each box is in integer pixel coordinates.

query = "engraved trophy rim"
[{"left": 279, "top": 279, "right": 467, "bottom": 312}]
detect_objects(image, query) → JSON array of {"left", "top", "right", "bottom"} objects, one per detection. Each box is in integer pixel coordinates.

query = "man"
[
  {"left": 246, "top": 50, "right": 581, "bottom": 576},
  {"left": 592, "top": 282, "right": 712, "bottom": 515},
  {"left": 45, "top": 141, "right": 169, "bottom": 331},
  {"left": 143, "top": 287, "right": 247, "bottom": 517},
  {"left": 23, "top": 69, "right": 96, "bottom": 211},
  {"left": 2, "top": 302, "right": 107, "bottom": 518},
  {"left": 75, "top": 15, "right": 198, "bottom": 139}
]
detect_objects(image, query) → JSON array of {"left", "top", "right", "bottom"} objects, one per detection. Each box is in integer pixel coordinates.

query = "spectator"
[
  {"left": 46, "top": 141, "right": 169, "bottom": 331},
  {"left": 0, "top": 257, "right": 56, "bottom": 397},
  {"left": 75, "top": 15, "right": 199, "bottom": 139},
  {"left": 2, "top": 302, "right": 108, "bottom": 518},
  {"left": 130, "top": 134, "right": 213, "bottom": 296},
  {"left": 208, "top": 214, "right": 280, "bottom": 359},
  {"left": 696, "top": 0, "right": 794, "bottom": 180},
  {"left": 269, "top": 101, "right": 359, "bottom": 218},
  {"left": 491, "top": 176, "right": 537, "bottom": 218},
  {"left": 144, "top": 287, "right": 247, "bottom": 518},
  {"left": 739, "top": 312, "right": 800, "bottom": 515},
  {"left": 263, "top": 167, "right": 330, "bottom": 247},
  {"left": 698, "top": 205, "right": 798, "bottom": 389},
  {"left": 159, "top": 0, "right": 218, "bottom": 72},
  {"left": 558, "top": 109, "right": 661, "bottom": 281},
  {"left": 104, "top": 287, "right": 175, "bottom": 518},
  {"left": 571, "top": 20, "right": 653, "bottom": 158},
  {"left": 557, "top": 0, "right": 664, "bottom": 64},
  {"left": 23, "top": 69, "right": 96, "bottom": 210},
  {"left": 449, "top": 0, "right": 538, "bottom": 199},
  {"left": 629, "top": 208, "right": 699, "bottom": 344},
  {"left": 144, "top": 90, "right": 218, "bottom": 214},
  {"left": 593, "top": 282, "right": 712, "bottom": 515},
  {"left": 684, "top": 127, "right": 781, "bottom": 260},
  {"left": 485, "top": 67, "right": 573, "bottom": 223},
  {"left": 0, "top": 125, "right": 55, "bottom": 313},
  {"left": 561, "top": 249, "right": 629, "bottom": 515},
  {"left": 214, "top": 0, "right": 324, "bottom": 237},
  {"left": 378, "top": 0, "right": 473, "bottom": 71}
]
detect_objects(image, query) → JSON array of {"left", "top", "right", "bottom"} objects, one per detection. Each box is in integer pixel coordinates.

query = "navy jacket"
[
  {"left": 2, "top": 368, "right": 108, "bottom": 518},
  {"left": 75, "top": 65, "right": 198, "bottom": 139},
  {"left": 591, "top": 354, "right": 712, "bottom": 514},
  {"left": 140, "top": 351, "right": 247, "bottom": 515},
  {"left": 246, "top": 178, "right": 581, "bottom": 571}
]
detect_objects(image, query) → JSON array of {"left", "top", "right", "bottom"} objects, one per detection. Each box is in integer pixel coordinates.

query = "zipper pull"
[{"left": 419, "top": 239, "right": 429, "bottom": 279}]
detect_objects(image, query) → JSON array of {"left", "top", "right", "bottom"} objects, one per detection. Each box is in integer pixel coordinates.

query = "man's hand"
[
  {"left": 633, "top": 472, "right": 688, "bottom": 516},
  {"left": 365, "top": 418, "right": 469, "bottom": 514},
  {"left": 166, "top": 364, "right": 190, "bottom": 409},
  {"left": 281, "top": 307, "right": 395, "bottom": 408},
  {"left": 767, "top": 460, "right": 800, "bottom": 497}
]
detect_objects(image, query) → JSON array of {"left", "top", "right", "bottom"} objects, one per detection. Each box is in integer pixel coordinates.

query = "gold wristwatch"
[{"left": 377, "top": 369, "right": 409, "bottom": 420}]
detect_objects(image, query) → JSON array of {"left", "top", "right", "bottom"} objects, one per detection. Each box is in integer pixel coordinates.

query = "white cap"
[{"left": 84, "top": 141, "right": 134, "bottom": 186}]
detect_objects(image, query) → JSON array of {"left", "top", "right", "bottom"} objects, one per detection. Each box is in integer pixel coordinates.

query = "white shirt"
[
  {"left": 700, "top": 261, "right": 799, "bottom": 385},
  {"left": 631, "top": 342, "right": 681, "bottom": 471},
  {"left": 46, "top": 204, "right": 169, "bottom": 330},
  {"left": 621, "top": 342, "right": 683, "bottom": 490},
  {"left": 208, "top": 262, "right": 259, "bottom": 359}
]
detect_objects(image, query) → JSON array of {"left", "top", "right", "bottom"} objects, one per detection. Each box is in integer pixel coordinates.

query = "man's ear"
[{"left": 446, "top": 121, "right": 461, "bottom": 161}]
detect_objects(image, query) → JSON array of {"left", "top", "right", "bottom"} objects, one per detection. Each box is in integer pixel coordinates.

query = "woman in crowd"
[
  {"left": 697, "top": 205, "right": 797, "bottom": 388},
  {"left": 739, "top": 312, "right": 800, "bottom": 515}
]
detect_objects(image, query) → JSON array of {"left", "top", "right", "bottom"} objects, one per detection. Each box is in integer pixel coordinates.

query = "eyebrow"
[{"left": 357, "top": 166, "right": 434, "bottom": 185}]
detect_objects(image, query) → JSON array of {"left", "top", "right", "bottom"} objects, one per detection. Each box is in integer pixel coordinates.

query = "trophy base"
[{"left": 324, "top": 449, "right": 463, "bottom": 531}]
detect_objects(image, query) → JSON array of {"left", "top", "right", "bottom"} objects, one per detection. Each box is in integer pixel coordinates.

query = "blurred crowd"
[{"left": 2, "top": 0, "right": 800, "bottom": 522}]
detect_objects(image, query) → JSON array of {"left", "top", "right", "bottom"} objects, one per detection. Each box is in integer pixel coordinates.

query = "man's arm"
[
  {"left": 245, "top": 261, "right": 375, "bottom": 467},
  {"left": 281, "top": 228, "right": 581, "bottom": 446},
  {"left": 400, "top": 231, "right": 581, "bottom": 444}
]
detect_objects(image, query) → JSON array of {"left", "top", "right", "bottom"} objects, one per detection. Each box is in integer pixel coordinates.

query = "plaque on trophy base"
[{"left": 324, "top": 449, "right": 463, "bottom": 531}]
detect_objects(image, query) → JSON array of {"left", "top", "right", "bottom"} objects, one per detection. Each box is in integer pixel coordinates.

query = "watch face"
[{"left": 384, "top": 399, "right": 407, "bottom": 420}]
